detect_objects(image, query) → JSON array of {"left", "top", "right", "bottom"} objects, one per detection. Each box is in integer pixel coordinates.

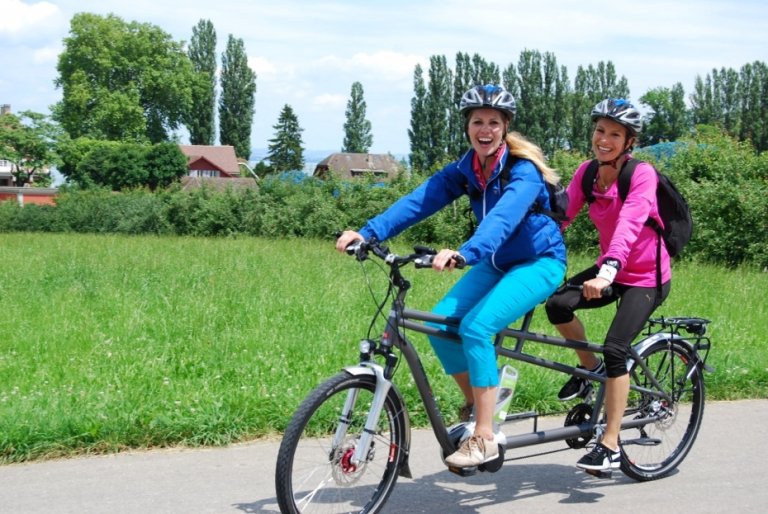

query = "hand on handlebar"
[
  {"left": 581, "top": 277, "right": 612, "bottom": 300},
  {"left": 335, "top": 230, "right": 364, "bottom": 254},
  {"left": 431, "top": 249, "right": 466, "bottom": 272}
]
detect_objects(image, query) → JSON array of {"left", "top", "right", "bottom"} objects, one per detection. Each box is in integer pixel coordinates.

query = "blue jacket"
[{"left": 358, "top": 147, "right": 566, "bottom": 270}]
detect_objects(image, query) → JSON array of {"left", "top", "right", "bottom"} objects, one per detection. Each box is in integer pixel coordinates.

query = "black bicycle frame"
[{"left": 383, "top": 302, "right": 679, "bottom": 458}]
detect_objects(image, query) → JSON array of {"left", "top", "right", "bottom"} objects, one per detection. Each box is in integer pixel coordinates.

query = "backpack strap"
[
  {"left": 498, "top": 155, "right": 515, "bottom": 186},
  {"left": 616, "top": 158, "right": 640, "bottom": 202},
  {"left": 581, "top": 158, "right": 639, "bottom": 203},
  {"left": 581, "top": 159, "right": 599, "bottom": 204},
  {"left": 618, "top": 159, "right": 663, "bottom": 298}
]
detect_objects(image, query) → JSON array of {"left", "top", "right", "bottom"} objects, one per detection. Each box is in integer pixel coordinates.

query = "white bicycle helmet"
[
  {"left": 591, "top": 99, "right": 643, "bottom": 135},
  {"left": 459, "top": 84, "right": 516, "bottom": 120}
]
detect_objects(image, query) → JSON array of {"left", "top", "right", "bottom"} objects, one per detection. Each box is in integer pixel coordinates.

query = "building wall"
[{"left": 0, "top": 187, "right": 58, "bottom": 206}]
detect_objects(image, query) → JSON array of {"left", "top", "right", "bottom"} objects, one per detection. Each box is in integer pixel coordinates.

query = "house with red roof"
[{"left": 179, "top": 145, "right": 241, "bottom": 178}]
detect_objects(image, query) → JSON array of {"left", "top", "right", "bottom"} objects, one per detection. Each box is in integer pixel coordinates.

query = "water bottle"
[{"left": 494, "top": 365, "right": 518, "bottom": 424}]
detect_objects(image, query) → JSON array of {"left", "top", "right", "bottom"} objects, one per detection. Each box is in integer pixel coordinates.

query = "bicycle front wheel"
[
  {"left": 621, "top": 338, "right": 705, "bottom": 481},
  {"left": 275, "top": 371, "right": 408, "bottom": 514}
]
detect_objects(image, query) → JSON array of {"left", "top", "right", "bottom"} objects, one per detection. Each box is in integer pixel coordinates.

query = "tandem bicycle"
[{"left": 275, "top": 239, "right": 712, "bottom": 513}]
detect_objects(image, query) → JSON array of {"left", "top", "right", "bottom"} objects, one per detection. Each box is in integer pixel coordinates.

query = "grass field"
[{"left": 1, "top": 233, "right": 766, "bottom": 463}]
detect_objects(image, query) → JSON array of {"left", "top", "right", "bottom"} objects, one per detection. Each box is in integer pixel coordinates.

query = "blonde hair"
[{"left": 505, "top": 131, "right": 560, "bottom": 186}]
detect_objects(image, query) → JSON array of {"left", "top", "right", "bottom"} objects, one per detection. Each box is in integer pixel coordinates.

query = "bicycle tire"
[
  {"left": 275, "top": 371, "right": 408, "bottom": 514},
  {"left": 620, "top": 338, "right": 705, "bottom": 481}
]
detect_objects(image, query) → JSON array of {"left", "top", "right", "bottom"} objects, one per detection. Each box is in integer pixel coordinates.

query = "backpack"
[
  {"left": 464, "top": 157, "right": 569, "bottom": 228},
  {"left": 580, "top": 158, "right": 692, "bottom": 258}
]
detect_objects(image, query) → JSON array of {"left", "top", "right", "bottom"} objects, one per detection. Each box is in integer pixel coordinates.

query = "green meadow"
[{"left": 1, "top": 233, "right": 765, "bottom": 463}]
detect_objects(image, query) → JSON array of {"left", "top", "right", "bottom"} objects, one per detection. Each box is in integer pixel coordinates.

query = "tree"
[
  {"left": 53, "top": 13, "right": 195, "bottom": 143},
  {"left": 187, "top": 19, "right": 217, "bottom": 145},
  {"left": 78, "top": 141, "right": 148, "bottom": 191},
  {"left": 0, "top": 111, "right": 61, "bottom": 186},
  {"left": 145, "top": 142, "right": 189, "bottom": 190},
  {"left": 219, "top": 35, "right": 256, "bottom": 159},
  {"left": 739, "top": 61, "right": 768, "bottom": 152},
  {"left": 449, "top": 53, "right": 473, "bottom": 159},
  {"left": 424, "top": 55, "right": 452, "bottom": 170},
  {"left": 568, "top": 61, "right": 629, "bottom": 153},
  {"left": 342, "top": 82, "right": 373, "bottom": 153},
  {"left": 267, "top": 105, "right": 304, "bottom": 173},
  {"left": 690, "top": 62, "right": 768, "bottom": 152},
  {"left": 639, "top": 83, "right": 689, "bottom": 146},
  {"left": 408, "top": 64, "right": 429, "bottom": 173},
  {"left": 513, "top": 50, "right": 570, "bottom": 157}
]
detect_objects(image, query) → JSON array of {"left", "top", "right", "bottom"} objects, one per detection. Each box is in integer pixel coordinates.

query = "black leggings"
[{"left": 545, "top": 265, "right": 671, "bottom": 378}]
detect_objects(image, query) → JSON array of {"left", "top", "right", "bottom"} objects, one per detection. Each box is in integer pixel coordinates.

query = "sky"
[{"left": 1, "top": 0, "right": 767, "bottom": 157}]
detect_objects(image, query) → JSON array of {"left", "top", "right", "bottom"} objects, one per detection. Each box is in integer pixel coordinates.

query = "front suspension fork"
[{"left": 332, "top": 363, "right": 392, "bottom": 466}]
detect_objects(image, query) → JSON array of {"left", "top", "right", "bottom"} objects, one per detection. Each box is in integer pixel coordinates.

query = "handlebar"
[
  {"left": 565, "top": 283, "right": 614, "bottom": 298},
  {"left": 337, "top": 235, "right": 465, "bottom": 269}
]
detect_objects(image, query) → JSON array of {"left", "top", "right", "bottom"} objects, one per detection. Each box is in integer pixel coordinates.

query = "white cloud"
[
  {"left": 311, "top": 94, "right": 346, "bottom": 110},
  {"left": 0, "top": 0, "right": 59, "bottom": 36},
  {"left": 32, "top": 44, "right": 60, "bottom": 64},
  {"left": 314, "top": 51, "right": 427, "bottom": 83},
  {"left": 248, "top": 56, "right": 277, "bottom": 78}
]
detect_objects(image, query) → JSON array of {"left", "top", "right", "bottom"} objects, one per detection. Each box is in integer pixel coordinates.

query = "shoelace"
[{"left": 460, "top": 435, "right": 485, "bottom": 455}]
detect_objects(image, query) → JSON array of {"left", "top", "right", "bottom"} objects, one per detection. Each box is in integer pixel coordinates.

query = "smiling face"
[
  {"left": 466, "top": 108, "right": 508, "bottom": 159},
  {"left": 592, "top": 117, "right": 634, "bottom": 162}
]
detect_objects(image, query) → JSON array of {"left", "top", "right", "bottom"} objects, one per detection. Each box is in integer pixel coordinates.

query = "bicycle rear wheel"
[
  {"left": 620, "top": 339, "right": 705, "bottom": 481},
  {"left": 275, "top": 371, "right": 408, "bottom": 514}
]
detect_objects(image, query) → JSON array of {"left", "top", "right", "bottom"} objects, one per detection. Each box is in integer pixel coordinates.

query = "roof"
[
  {"left": 313, "top": 153, "right": 401, "bottom": 180},
  {"left": 179, "top": 176, "right": 258, "bottom": 191},
  {"left": 179, "top": 145, "right": 240, "bottom": 177}
]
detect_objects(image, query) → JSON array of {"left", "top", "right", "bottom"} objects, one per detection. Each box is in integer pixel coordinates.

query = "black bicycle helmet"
[
  {"left": 459, "top": 84, "right": 516, "bottom": 121},
  {"left": 591, "top": 99, "right": 643, "bottom": 135}
]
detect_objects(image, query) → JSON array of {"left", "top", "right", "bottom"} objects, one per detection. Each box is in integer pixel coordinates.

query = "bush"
[
  {"left": 646, "top": 126, "right": 768, "bottom": 267},
  {"left": 1, "top": 130, "right": 765, "bottom": 268}
]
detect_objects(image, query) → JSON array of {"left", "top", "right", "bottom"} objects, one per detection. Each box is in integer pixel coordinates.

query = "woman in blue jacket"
[{"left": 336, "top": 84, "right": 566, "bottom": 468}]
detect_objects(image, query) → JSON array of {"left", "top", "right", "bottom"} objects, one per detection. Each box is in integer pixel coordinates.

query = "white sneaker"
[{"left": 444, "top": 435, "right": 499, "bottom": 468}]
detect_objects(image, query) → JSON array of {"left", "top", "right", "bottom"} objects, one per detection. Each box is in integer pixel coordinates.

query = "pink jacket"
[{"left": 565, "top": 159, "right": 671, "bottom": 287}]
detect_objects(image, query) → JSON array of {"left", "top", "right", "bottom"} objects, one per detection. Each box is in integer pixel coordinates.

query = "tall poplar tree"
[
  {"left": 739, "top": 61, "right": 768, "bottom": 152},
  {"left": 568, "top": 61, "right": 629, "bottom": 154},
  {"left": 408, "top": 64, "right": 429, "bottom": 173},
  {"left": 219, "top": 35, "right": 256, "bottom": 159},
  {"left": 424, "top": 55, "right": 452, "bottom": 170},
  {"left": 513, "top": 50, "right": 570, "bottom": 157},
  {"left": 690, "top": 61, "right": 768, "bottom": 152},
  {"left": 187, "top": 19, "right": 217, "bottom": 145},
  {"left": 267, "top": 104, "right": 305, "bottom": 173},
  {"left": 449, "top": 53, "right": 473, "bottom": 159},
  {"left": 342, "top": 82, "right": 373, "bottom": 153}
]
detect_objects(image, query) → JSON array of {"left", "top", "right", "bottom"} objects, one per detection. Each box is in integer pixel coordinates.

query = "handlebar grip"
[
  {"left": 566, "top": 284, "right": 613, "bottom": 297},
  {"left": 414, "top": 254, "right": 466, "bottom": 269}
]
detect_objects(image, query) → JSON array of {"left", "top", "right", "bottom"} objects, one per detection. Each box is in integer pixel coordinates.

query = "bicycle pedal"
[
  {"left": 447, "top": 465, "right": 478, "bottom": 477},
  {"left": 584, "top": 468, "right": 614, "bottom": 479}
]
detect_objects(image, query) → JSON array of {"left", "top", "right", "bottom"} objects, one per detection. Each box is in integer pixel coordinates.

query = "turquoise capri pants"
[{"left": 427, "top": 257, "right": 565, "bottom": 388}]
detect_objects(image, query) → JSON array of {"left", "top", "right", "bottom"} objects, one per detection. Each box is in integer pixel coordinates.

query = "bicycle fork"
[{"left": 333, "top": 363, "right": 392, "bottom": 467}]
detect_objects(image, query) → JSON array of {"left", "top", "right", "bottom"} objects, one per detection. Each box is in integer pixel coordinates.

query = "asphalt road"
[{"left": 1, "top": 399, "right": 766, "bottom": 513}]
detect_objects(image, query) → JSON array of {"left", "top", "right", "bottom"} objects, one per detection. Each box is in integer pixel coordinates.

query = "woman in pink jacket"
[{"left": 545, "top": 99, "right": 671, "bottom": 474}]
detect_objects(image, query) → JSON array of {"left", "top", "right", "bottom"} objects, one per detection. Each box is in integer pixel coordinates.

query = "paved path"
[{"left": 1, "top": 399, "right": 766, "bottom": 513}]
